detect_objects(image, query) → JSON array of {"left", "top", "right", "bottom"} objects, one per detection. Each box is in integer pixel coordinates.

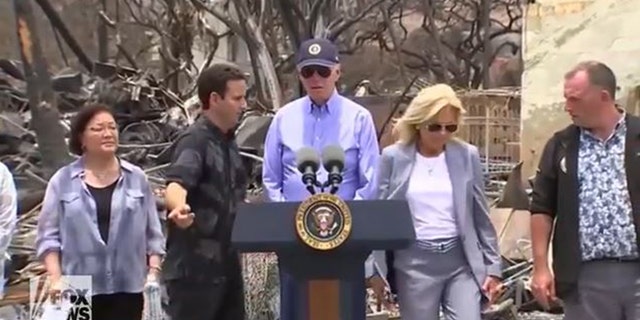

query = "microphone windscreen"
[
  {"left": 321, "top": 145, "right": 345, "bottom": 171},
  {"left": 295, "top": 147, "right": 320, "bottom": 173}
]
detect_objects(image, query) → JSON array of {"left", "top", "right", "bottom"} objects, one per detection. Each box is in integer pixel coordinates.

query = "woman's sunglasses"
[
  {"left": 422, "top": 123, "right": 458, "bottom": 133},
  {"left": 300, "top": 66, "right": 332, "bottom": 79}
]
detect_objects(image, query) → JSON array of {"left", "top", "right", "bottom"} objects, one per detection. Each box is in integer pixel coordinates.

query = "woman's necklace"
[
  {"left": 418, "top": 146, "right": 443, "bottom": 176},
  {"left": 88, "top": 166, "right": 119, "bottom": 181},
  {"left": 420, "top": 154, "right": 439, "bottom": 176},
  {"left": 92, "top": 170, "right": 112, "bottom": 180},
  {"left": 425, "top": 163, "right": 435, "bottom": 176}
]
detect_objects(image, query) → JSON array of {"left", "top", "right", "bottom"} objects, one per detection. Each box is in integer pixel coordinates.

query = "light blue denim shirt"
[{"left": 35, "top": 158, "right": 166, "bottom": 295}]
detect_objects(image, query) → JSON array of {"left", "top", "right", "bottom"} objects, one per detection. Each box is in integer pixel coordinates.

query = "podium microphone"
[
  {"left": 296, "top": 147, "right": 320, "bottom": 195},
  {"left": 321, "top": 145, "right": 345, "bottom": 194}
]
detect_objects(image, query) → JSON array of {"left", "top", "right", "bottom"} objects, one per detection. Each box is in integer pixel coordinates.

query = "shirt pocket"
[
  {"left": 59, "top": 192, "right": 82, "bottom": 218},
  {"left": 124, "top": 189, "right": 145, "bottom": 214}
]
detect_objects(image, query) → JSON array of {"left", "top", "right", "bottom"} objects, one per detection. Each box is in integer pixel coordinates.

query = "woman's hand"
[
  {"left": 46, "top": 275, "right": 64, "bottom": 304},
  {"left": 367, "top": 275, "right": 396, "bottom": 312},
  {"left": 146, "top": 266, "right": 161, "bottom": 285},
  {"left": 481, "top": 275, "right": 503, "bottom": 304}
]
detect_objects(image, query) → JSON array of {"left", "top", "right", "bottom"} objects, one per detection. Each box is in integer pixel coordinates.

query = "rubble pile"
[
  {"left": 0, "top": 59, "right": 275, "bottom": 318},
  {"left": 0, "top": 59, "right": 559, "bottom": 319}
]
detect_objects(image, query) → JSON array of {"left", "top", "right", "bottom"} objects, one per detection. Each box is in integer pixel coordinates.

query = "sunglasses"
[
  {"left": 422, "top": 123, "right": 458, "bottom": 133},
  {"left": 300, "top": 66, "right": 332, "bottom": 79}
]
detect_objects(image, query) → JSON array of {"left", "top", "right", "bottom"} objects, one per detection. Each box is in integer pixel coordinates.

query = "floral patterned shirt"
[{"left": 577, "top": 116, "right": 638, "bottom": 261}]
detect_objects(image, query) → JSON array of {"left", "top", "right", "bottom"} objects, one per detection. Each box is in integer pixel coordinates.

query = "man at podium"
[{"left": 262, "top": 37, "right": 390, "bottom": 320}]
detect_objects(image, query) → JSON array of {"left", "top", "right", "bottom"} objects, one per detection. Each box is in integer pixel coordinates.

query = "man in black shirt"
[{"left": 162, "top": 63, "right": 249, "bottom": 320}]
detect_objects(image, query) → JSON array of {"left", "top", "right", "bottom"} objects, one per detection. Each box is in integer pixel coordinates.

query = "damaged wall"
[{"left": 521, "top": 0, "right": 640, "bottom": 177}]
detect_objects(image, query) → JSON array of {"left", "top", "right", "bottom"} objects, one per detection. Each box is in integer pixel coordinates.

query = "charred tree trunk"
[
  {"left": 33, "top": 0, "right": 94, "bottom": 72},
  {"left": 423, "top": 0, "right": 450, "bottom": 83},
  {"left": 97, "top": 0, "right": 109, "bottom": 62},
  {"left": 232, "top": 0, "right": 283, "bottom": 110},
  {"left": 13, "top": 0, "right": 72, "bottom": 178},
  {"left": 481, "top": 0, "right": 493, "bottom": 88}
]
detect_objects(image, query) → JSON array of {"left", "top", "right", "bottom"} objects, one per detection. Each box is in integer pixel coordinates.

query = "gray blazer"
[{"left": 375, "top": 139, "right": 502, "bottom": 287}]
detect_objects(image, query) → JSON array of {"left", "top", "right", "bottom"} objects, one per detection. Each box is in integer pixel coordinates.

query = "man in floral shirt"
[{"left": 529, "top": 60, "right": 640, "bottom": 320}]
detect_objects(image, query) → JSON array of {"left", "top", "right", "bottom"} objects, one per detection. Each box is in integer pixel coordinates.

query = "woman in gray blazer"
[{"left": 375, "top": 84, "right": 502, "bottom": 320}]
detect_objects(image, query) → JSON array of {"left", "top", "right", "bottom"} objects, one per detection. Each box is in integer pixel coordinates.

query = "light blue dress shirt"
[
  {"left": 262, "top": 90, "right": 382, "bottom": 277},
  {"left": 262, "top": 90, "right": 380, "bottom": 201}
]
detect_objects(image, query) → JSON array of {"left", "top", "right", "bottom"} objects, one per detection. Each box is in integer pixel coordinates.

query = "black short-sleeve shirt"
[{"left": 162, "top": 116, "right": 247, "bottom": 282}]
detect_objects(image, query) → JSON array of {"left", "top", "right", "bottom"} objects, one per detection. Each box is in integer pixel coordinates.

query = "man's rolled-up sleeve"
[
  {"left": 165, "top": 133, "right": 204, "bottom": 191},
  {"left": 530, "top": 136, "right": 558, "bottom": 218}
]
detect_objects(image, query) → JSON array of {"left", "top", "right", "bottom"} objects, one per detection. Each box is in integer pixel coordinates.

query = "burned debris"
[
  {"left": 0, "top": 59, "right": 268, "bottom": 311},
  {"left": 0, "top": 59, "right": 561, "bottom": 320}
]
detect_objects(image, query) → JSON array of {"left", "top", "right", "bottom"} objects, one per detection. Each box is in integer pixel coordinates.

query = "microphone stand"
[
  {"left": 322, "top": 175, "right": 342, "bottom": 195},
  {"left": 306, "top": 184, "right": 316, "bottom": 195},
  {"left": 303, "top": 174, "right": 342, "bottom": 195},
  {"left": 301, "top": 167, "right": 318, "bottom": 195}
]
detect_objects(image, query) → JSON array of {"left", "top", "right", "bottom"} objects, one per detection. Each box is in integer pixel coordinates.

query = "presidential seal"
[{"left": 295, "top": 193, "right": 352, "bottom": 251}]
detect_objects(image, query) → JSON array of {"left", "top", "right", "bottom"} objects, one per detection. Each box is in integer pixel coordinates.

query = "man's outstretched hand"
[{"left": 167, "top": 204, "right": 194, "bottom": 229}]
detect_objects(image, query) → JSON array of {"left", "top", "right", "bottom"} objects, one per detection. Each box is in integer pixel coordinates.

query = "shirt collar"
[
  {"left": 197, "top": 115, "right": 235, "bottom": 141},
  {"left": 617, "top": 108, "right": 626, "bottom": 126},
  {"left": 307, "top": 89, "right": 339, "bottom": 114},
  {"left": 580, "top": 107, "right": 626, "bottom": 141},
  {"left": 69, "top": 156, "right": 135, "bottom": 179}
]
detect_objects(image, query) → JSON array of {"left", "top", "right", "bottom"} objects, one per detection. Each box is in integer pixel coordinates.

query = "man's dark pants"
[
  {"left": 279, "top": 268, "right": 365, "bottom": 320},
  {"left": 562, "top": 260, "right": 640, "bottom": 320},
  {"left": 165, "top": 259, "right": 245, "bottom": 320}
]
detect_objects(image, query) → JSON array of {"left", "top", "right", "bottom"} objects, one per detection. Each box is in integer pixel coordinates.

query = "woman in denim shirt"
[{"left": 36, "top": 104, "right": 166, "bottom": 320}]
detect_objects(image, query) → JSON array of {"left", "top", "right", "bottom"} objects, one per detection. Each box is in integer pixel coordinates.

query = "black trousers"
[
  {"left": 165, "top": 265, "right": 245, "bottom": 320},
  {"left": 91, "top": 292, "right": 144, "bottom": 320}
]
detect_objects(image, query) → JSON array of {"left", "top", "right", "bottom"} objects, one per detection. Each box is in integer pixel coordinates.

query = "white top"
[{"left": 405, "top": 152, "right": 458, "bottom": 240}]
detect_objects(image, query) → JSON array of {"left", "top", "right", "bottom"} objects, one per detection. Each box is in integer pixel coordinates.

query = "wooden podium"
[{"left": 231, "top": 193, "right": 415, "bottom": 320}]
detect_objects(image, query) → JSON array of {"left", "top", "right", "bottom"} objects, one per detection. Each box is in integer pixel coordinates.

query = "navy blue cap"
[{"left": 295, "top": 38, "right": 340, "bottom": 69}]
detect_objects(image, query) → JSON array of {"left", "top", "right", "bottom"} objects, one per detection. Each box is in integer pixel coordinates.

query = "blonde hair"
[{"left": 392, "top": 83, "right": 466, "bottom": 144}]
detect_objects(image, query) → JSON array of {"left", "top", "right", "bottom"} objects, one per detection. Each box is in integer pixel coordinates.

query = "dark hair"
[
  {"left": 68, "top": 103, "right": 114, "bottom": 155},
  {"left": 565, "top": 61, "right": 617, "bottom": 100},
  {"left": 197, "top": 63, "right": 247, "bottom": 110}
]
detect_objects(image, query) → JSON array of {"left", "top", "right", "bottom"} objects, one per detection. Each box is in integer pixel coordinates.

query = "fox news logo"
[{"left": 29, "top": 275, "right": 92, "bottom": 320}]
